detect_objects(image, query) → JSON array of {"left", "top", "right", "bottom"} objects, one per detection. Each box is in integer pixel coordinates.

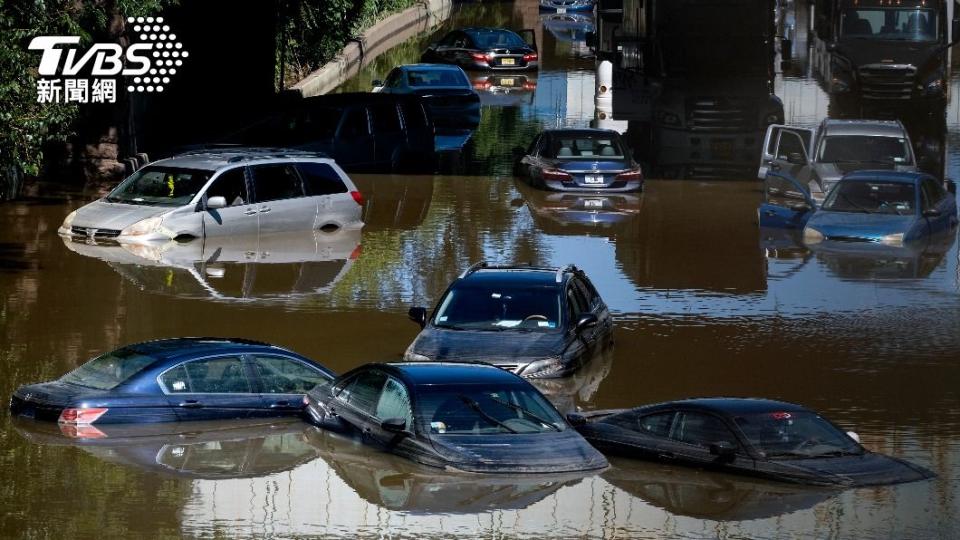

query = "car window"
[
  {"left": 251, "top": 164, "right": 304, "bottom": 203},
  {"left": 566, "top": 285, "right": 588, "bottom": 316},
  {"left": 765, "top": 174, "right": 809, "bottom": 204},
  {"left": 399, "top": 101, "right": 429, "bottom": 131},
  {"left": 638, "top": 412, "right": 676, "bottom": 438},
  {"left": 671, "top": 412, "right": 738, "bottom": 449},
  {"left": 60, "top": 348, "right": 158, "bottom": 390},
  {"left": 297, "top": 162, "right": 347, "bottom": 196},
  {"left": 573, "top": 278, "right": 597, "bottom": 309},
  {"left": 433, "top": 284, "right": 561, "bottom": 331},
  {"left": 735, "top": 411, "right": 861, "bottom": 458},
  {"left": 817, "top": 135, "right": 911, "bottom": 165},
  {"left": 106, "top": 166, "right": 212, "bottom": 207},
  {"left": 252, "top": 355, "right": 328, "bottom": 394},
  {"left": 375, "top": 377, "right": 414, "bottom": 428},
  {"left": 548, "top": 134, "right": 626, "bottom": 159},
  {"left": 339, "top": 107, "right": 370, "bottom": 138},
  {"left": 419, "top": 383, "right": 566, "bottom": 435},
  {"left": 822, "top": 181, "right": 915, "bottom": 215},
  {"left": 406, "top": 69, "right": 468, "bottom": 88},
  {"left": 161, "top": 357, "right": 251, "bottom": 393},
  {"left": 336, "top": 369, "right": 388, "bottom": 415},
  {"left": 384, "top": 68, "right": 402, "bottom": 88},
  {"left": 204, "top": 168, "right": 248, "bottom": 207},
  {"left": 370, "top": 104, "right": 402, "bottom": 134},
  {"left": 776, "top": 131, "right": 807, "bottom": 160},
  {"left": 921, "top": 178, "right": 943, "bottom": 209}
]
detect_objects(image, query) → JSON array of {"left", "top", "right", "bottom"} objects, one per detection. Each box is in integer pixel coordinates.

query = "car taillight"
[
  {"left": 470, "top": 52, "right": 489, "bottom": 62},
  {"left": 349, "top": 244, "right": 363, "bottom": 260},
  {"left": 542, "top": 169, "right": 573, "bottom": 181},
  {"left": 615, "top": 169, "right": 644, "bottom": 182},
  {"left": 58, "top": 407, "right": 108, "bottom": 425},
  {"left": 350, "top": 190, "right": 365, "bottom": 206},
  {"left": 523, "top": 81, "right": 537, "bottom": 90},
  {"left": 60, "top": 424, "right": 107, "bottom": 439},
  {"left": 523, "top": 53, "right": 538, "bottom": 62}
]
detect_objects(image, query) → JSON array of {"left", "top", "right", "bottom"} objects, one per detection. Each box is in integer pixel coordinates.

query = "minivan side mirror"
[
  {"left": 408, "top": 306, "right": 427, "bottom": 328},
  {"left": 575, "top": 313, "right": 598, "bottom": 333},
  {"left": 206, "top": 196, "right": 227, "bottom": 210},
  {"left": 381, "top": 417, "right": 407, "bottom": 433}
]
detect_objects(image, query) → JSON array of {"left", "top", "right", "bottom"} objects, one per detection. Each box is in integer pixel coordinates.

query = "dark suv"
[{"left": 404, "top": 263, "right": 613, "bottom": 378}]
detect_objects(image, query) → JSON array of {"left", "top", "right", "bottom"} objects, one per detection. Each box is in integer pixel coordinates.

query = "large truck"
[{"left": 811, "top": 0, "right": 960, "bottom": 104}]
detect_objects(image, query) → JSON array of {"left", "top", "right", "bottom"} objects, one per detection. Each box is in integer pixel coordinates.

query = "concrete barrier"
[{"left": 290, "top": 0, "right": 452, "bottom": 97}]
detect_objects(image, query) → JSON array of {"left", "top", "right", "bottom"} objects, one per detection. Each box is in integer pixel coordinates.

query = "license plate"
[
  {"left": 557, "top": 7, "right": 566, "bottom": 13},
  {"left": 584, "top": 175, "right": 604, "bottom": 184},
  {"left": 501, "top": 58, "right": 516, "bottom": 66},
  {"left": 500, "top": 78, "right": 515, "bottom": 86},
  {"left": 584, "top": 199, "right": 604, "bottom": 208},
  {"left": 711, "top": 139, "right": 735, "bottom": 159}
]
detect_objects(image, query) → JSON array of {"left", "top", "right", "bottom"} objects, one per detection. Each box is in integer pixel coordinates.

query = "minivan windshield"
[
  {"left": 821, "top": 180, "right": 916, "bottom": 215},
  {"left": 106, "top": 166, "right": 212, "bottom": 207},
  {"left": 433, "top": 285, "right": 562, "bottom": 331},
  {"left": 418, "top": 384, "right": 566, "bottom": 435},
  {"left": 840, "top": 8, "right": 937, "bottom": 42},
  {"left": 60, "top": 348, "right": 157, "bottom": 390},
  {"left": 817, "top": 135, "right": 912, "bottom": 165},
  {"left": 734, "top": 411, "right": 862, "bottom": 458}
]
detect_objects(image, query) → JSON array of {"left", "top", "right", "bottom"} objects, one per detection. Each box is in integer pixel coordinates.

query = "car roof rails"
[
  {"left": 459, "top": 261, "right": 489, "bottom": 279},
  {"left": 174, "top": 146, "right": 328, "bottom": 162},
  {"left": 555, "top": 263, "right": 578, "bottom": 283}
]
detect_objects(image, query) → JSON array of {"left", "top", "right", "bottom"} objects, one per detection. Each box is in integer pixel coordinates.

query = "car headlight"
[
  {"left": 521, "top": 357, "right": 565, "bottom": 378},
  {"left": 881, "top": 233, "right": 904, "bottom": 247},
  {"left": 803, "top": 226, "right": 824, "bottom": 244},
  {"left": 925, "top": 78, "right": 945, "bottom": 95},
  {"left": 121, "top": 216, "right": 166, "bottom": 237},
  {"left": 61, "top": 210, "right": 78, "bottom": 231}
]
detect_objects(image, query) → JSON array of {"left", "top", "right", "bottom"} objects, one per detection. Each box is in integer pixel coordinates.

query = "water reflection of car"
[
  {"left": 470, "top": 73, "right": 537, "bottom": 107},
  {"left": 515, "top": 129, "right": 643, "bottom": 192},
  {"left": 10, "top": 338, "right": 334, "bottom": 425},
  {"left": 61, "top": 228, "right": 361, "bottom": 302},
  {"left": 306, "top": 428, "right": 592, "bottom": 512},
  {"left": 572, "top": 398, "right": 935, "bottom": 487},
  {"left": 529, "top": 345, "right": 614, "bottom": 415},
  {"left": 14, "top": 418, "right": 320, "bottom": 479},
  {"left": 421, "top": 28, "right": 539, "bottom": 71},
  {"left": 58, "top": 149, "right": 364, "bottom": 244},
  {"left": 539, "top": 13, "right": 594, "bottom": 42},
  {"left": 517, "top": 181, "right": 642, "bottom": 232},
  {"left": 404, "top": 263, "right": 614, "bottom": 378},
  {"left": 372, "top": 64, "right": 481, "bottom": 131},
  {"left": 304, "top": 362, "right": 608, "bottom": 473},
  {"left": 602, "top": 457, "right": 836, "bottom": 521},
  {"left": 809, "top": 232, "right": 955, "bottom": 280},
  {"left": 538, "top": 0, "right": 593, "bottom": 12}
]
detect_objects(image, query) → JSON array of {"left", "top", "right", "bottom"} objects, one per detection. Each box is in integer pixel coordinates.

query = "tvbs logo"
[{"left": 30, "top": 16, "right": 188, "bottom": 103}]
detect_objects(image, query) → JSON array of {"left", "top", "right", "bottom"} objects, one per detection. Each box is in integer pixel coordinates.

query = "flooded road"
[{"left": 3, "top": 1, "right": 960, "bottom": 538}]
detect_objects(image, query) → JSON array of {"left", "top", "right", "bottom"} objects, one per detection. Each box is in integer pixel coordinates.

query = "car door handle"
[
  {"left": 269, "top": 400, "right": 293, "bottom": 409},
  {"left": 259, "top": 206, "right": 271, "bottom": 213},
  {"left": 243, "top": 209, "right": 258, "bottom": 216},
  {"left": 178, "top": 400, "right": 203, "bottom": 408}
]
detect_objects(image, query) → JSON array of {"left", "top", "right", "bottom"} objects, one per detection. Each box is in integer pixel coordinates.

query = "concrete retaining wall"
[{"left": 290, "top": 0, "right": 452, "bottom": 97}]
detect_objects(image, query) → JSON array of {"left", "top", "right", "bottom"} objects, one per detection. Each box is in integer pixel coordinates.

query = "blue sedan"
[
  {"left": 515, "top": 129, "right": 644, "bottom": 192},
  {"left": 759, "top": 171, "right": 958, "bottom": 246},
  {"left": 10, "top": 338, "right": 334, "bottom": 425}
]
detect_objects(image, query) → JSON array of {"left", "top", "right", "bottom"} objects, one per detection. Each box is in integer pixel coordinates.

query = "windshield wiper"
[
  {"left": 487, "top": 395, "right": 562, "bottom": 431},
  {"left": 812, "top": 449, "right": 865, "bottom": 458},
  {"left": 839, "top": 193, "right": 875, "bottom": 213},
  {"left": 459, "top": 395, "right": 518, "bottom": 434},
  {"left": 436, "top": 323, "right": 467, "bottom": 331}
]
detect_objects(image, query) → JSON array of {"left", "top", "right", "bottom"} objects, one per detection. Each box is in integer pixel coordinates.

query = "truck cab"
[{"left": 758, "top": 119, "right": 917, "bottom": 200}]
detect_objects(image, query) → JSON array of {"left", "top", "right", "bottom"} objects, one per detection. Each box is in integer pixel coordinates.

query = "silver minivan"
[{"left": 59, "top": 149, "right": 364, "bottom": 244}]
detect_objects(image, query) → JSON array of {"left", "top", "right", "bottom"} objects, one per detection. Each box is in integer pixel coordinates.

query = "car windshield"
[
  {"left": 433, "top": 284, "right": 561, "bottom": 331},
  {"left": 818, "top": 135, "right": 911, "bottom": 165},
  {"left": 547, "top": 134, "right": 626, "bottom": 159},
  {"left": 821, "top": 180, "right": 916, "bottom": 215},
  {"left": 469, "top": 30, "right": 528, "bottom": 49},
  {"left": 840, "top": 8, "right": 937, "bottom": 42},
  {"left": 105, "top": 166, "right": 212, "bottom": 207},
  {"left": 734, "top": 411, "right": 863, "bottom": 458},
  {"left": 60, "top": 348, "right": 158, "bottom": 390},
  {"left": 418, "top": 384, "right": 566, "bottom": 435},
  {"left": 407, "top": 69, "right": 468, "bottom": 88}
]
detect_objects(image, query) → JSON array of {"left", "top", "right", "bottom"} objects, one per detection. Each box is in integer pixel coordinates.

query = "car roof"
[
  {"left": 841, "top": 170, "right": 930, "bottom": 184},
  {"left": 151, "top": 147, "right": 333, "bottom": 172},
  {"left": 544, "top": 128, "right": 621, "bottom": 137},
  {"left": 376, "top": 362, "right": 527, "bottom": 386},
  {"left": 126, "top": 337, "right": 288, "bottom": 361},
  {"left": 638, "top": 397, "right": 810, "bottom": 415},
  {"left": 820, "top": 119, "right": 906, "bottom": 138},
  {"left": 399, "top": 63, "right": 464, "bottom": 71}
]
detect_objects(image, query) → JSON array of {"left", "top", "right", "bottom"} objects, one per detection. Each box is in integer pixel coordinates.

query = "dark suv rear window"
[{"left": 298, "top": 163, "right": 347, "bottom": 196}]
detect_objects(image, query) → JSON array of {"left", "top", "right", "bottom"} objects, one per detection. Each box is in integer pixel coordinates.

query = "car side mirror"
[
  {"left": 846, "top": 430, "right": 860, "bottom": 443},
  {"left": 923, "top": 208, "right": 942, "bottom": 218},
  {"left": 787, "top": 152, "right": 806, "bottom": 165},
  {"left": 206, "top": 196, "right": 227, "bottom": 210},
  {"left": 381, "top": 417, "right": 407, "bottom": 433},
  {"left": 372, "top": 79, "right": 383, "bottom": 87},
  {"left": 408, "top": 306, "right": 427, "bottom": 328},
  {"left": 566, "top": 413, "right": 587, "bottom": 427},
  {"left": 709, "top": 441, "right": 736, "bottom": 460},
  {"left": 575, "top": 313, "right": 598, "bottom": 333}
]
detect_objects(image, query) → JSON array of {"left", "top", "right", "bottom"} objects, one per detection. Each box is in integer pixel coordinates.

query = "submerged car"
[
  {"left": 58, "top": 148, "right": 364, "bottom": 244},
  {"left": 372, "top": 64, "right": 480, "bottom": 131},
  {"left": 515, "top": 129, "right": 643, "bottom": 192},
  {"left": 404, "top": 262, "right": 614, "bottom": 378},
  {"left": 759, "top": 171, "right": 957, "bottom": 247},
  {"left": 10, "top": 338, "right": 334, "bottom": 425},
  {"left": 303, "top": 362, "right": 608, "bottom": 473},
  {"left": 538, "top": 0, "right": 593, "bottom": 13},
  {"left": 573, "top": 398, "right": 935, "bottom": 487},
  {"left": 421, "top": 27, "right": 538, "bottom": 71}
]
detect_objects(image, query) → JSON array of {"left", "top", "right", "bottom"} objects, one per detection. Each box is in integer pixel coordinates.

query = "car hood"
[
  {"left": 428, "top": 430, "right": 608, "bottom": 473},
  {"left": 775, "top": 452, "right": 934, "bottom": 487},
  {"left": 835, "top": 40, "right": 941, "bottom": 73},
  {"left": 410, "top": 326, "right": 567, "bottom": 364},
  {"left": 807, "top": 211, "right": 917, "bottom": 241},
  {"left": 72, "top": 200, "right": 170, "bottom": 232},
  {"left": 548, "top": 159, "right": 632, "bottom": 172}
]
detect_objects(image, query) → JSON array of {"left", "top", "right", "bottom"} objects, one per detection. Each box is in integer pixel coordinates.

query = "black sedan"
[
  {"left": 303, "top": 362, "right": 608, "bottom": 474},
  {"left": 421, "top": 27, "right": 538, "bottom": 71},
  {"left": 572, "top": 398, "right": 934, "bottom": 487},
  {"left": 10, "top": 338, "right": 334, "bottom": 425},
  {"left": 515, "top": 129, "right": 644, "bottom": 192}
]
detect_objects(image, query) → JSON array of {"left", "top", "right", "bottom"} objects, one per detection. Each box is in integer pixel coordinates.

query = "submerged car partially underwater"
[
  {"left": 573, "top": 398, "right": 934, "bottom": 487},
  {"left": 303, "top": 362, "right": 608, "bottom": 474}
]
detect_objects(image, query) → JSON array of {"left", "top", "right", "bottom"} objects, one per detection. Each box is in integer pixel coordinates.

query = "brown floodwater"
[{"left": 3, "top": 1, "right": 960, "bottom": 538}]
